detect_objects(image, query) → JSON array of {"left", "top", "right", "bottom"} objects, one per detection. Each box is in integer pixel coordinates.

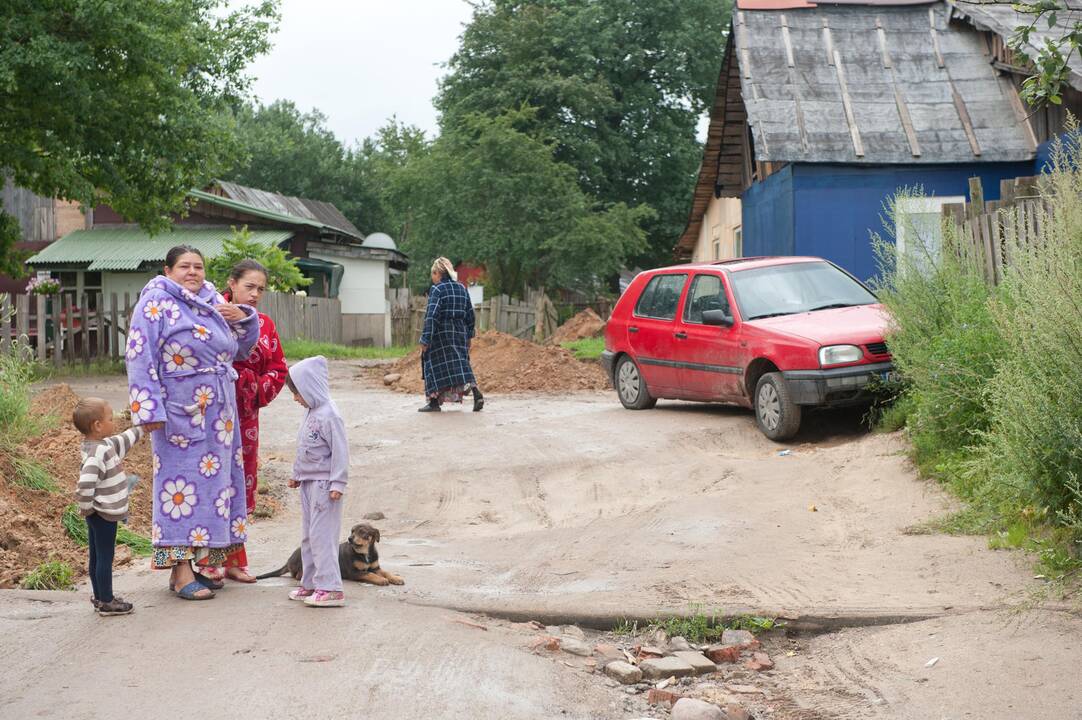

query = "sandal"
[
  {"left": 175, "top": 580, "right": 215, "bottom": 601},
  {"left": 168, "top": 573, "right": 223, "bottom": 592}
]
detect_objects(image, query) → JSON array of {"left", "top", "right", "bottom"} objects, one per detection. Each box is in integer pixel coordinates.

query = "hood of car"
[{"left": 745, "top": 304, "right": 890, "bottom": 346}]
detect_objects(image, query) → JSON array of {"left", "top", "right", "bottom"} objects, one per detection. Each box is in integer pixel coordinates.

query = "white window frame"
[{"left": 895, "top": 196, "right": 964, "bottom": 269}]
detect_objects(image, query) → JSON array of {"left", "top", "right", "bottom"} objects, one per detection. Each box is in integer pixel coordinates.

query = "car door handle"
[
  {"left": 628, "top": 326, "right": 639, "bottom": 333},
  {"left": 674, "top": 331, "right": 687, "bottom": 339}
]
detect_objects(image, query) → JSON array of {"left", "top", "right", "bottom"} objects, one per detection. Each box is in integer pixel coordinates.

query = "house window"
[
  {"left": 711, "top": 224, "right": 721, "bottom": 261},
  {"left": 895, "top": 196, "right": 965, "bottom": 273},
  {"left": 733, "top": 226, "right": 743, "bottom": 258}
]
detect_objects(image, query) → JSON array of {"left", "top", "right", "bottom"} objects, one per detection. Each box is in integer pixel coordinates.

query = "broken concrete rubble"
[
  {"left": 639, "top": 656, "right": 696, "bottom": 680},
  {"left": 604, "top": 660, "right": 642, "bottom": 685},
  {"left": 672, "top": 697, "right": 725, "bottom": 720},
  {"left": 672, "top": 651, "right": 718, "bottom": 675}
]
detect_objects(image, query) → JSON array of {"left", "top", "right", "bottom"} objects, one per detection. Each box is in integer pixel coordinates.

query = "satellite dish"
[{"left": 362, "top": 232, "right": 397, "bottom": 250}]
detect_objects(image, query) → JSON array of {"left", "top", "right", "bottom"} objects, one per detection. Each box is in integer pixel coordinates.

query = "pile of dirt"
[
  {"left": 384, "top": 330, "right": 609, "bottom": 394},
  {"left": 547, "top": 308, "right": 606, "bottom": 345},
  {"left": 0, "top": 384, "right": 153, "bottom": 588}
]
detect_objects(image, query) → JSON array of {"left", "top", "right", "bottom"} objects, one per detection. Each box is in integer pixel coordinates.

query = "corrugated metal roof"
[
  {"left": 948, "top": 0, "right": 1082, "bottom": 88},
  {"left": 213, "top": 181, "right": 364, "bottom": 240},
  {"left": 27, "top": 227, "right": 291, "bottom": 270},
  {"left": 736, "top": 2, "right": 1035, "bottom": 163}
]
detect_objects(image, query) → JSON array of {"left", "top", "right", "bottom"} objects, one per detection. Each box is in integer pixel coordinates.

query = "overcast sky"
[{"left": 245, "top": 0, "right": 475, "bottom": 146}]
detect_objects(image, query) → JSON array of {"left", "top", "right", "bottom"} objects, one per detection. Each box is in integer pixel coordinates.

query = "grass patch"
[
  {"left": 561, "top": 337, "right": 605, "bottom": 361},
  {"left": 612, "top": 610, "right": 782, "bottom": 642},
  {"left": 11, "top": 456, "right": 59, "bottom": 493},
  {"left": 62, "top": 504, "right": 154, "bottom": 557},
  {"left": 282, "top": 339, "right": 411, "bottom": 361},
  {"left": 20, "top": 559, "right": 76, "bottom": 591},
  {"left": 30, "top": 360, "right": 127, "bottom": 380}
]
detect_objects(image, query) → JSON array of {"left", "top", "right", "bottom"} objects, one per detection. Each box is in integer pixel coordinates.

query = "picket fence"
[
  {"left": 0, "top": 290, "right": 341, "bottom": 368},
  {"left": 389, "top": 287, "right": 559, "bottom": 347},
  {"left": 941, "top": 176, "right": 1048, "bottom": 285}
]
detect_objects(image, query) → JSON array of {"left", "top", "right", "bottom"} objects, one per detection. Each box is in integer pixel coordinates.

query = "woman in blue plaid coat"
[{"left": 418, "top": 257, "right": 484, "bottom": 412}]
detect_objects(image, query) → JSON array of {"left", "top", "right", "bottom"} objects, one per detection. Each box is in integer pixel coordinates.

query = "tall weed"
[{"left": 980, "top": 134, "right": 1082, "bottom": 543}]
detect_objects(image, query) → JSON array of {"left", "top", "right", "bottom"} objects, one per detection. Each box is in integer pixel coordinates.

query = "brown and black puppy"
[{"left": 256, "top": 523, "right": 405, "bottom": 586}]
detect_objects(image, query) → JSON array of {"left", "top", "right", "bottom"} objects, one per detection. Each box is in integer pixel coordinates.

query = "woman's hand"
[
  {"left": 329, "top": 490, "right": 343, "bottom": 501},
  {"left": 287, "top": 479, "right": 299, "bottom": 489},
  {"left": 215, "top": 303, "right": 246, "bottom": 323}
]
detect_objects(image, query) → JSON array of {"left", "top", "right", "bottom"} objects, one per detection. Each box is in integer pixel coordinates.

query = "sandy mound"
[
  {"left": 547, "top": 308, "right": 606, "bottom": 345},
  {"left": 385, "top": 330, "right": 608, "bottom": 394},
  {"left": 0, "top": 384, "right": 153, "bottom": 588}
]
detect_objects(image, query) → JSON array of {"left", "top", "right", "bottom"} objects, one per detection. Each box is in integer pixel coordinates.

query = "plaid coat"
[{"left": 420, "top": 278, "right": 476, "bottom": 395}]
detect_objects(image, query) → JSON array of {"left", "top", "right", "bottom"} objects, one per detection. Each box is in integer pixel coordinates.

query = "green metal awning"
[{"left": 27, "top": 227, "right": 292, "bottom": 271}]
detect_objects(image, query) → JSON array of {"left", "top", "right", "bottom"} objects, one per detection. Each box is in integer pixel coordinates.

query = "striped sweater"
[{"left": 76, "top": 427, "right": 144, "bottom": 522}]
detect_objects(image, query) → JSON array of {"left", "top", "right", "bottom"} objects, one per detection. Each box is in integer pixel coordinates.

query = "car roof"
[{"left": 649, "top": 256, "right": 825, "bottom": 275}]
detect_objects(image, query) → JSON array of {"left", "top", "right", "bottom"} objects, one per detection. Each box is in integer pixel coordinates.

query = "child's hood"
[{"left": 290, "top": 356, "right": 331, "bottom": 409}]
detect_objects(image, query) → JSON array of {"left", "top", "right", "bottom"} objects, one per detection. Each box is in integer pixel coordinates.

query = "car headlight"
[{"left": 819, "top": 344, "right": 863, "bottom": 366}]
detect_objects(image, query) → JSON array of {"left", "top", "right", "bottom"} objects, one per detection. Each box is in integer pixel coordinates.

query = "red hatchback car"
[{"left": 601, "top": 257, "right": 894, "bottom": 440}]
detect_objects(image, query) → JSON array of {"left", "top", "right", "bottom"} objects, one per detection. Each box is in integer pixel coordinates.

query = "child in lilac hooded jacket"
[{"left": 286, "top": 355, "right": 350, "bottom": 605}]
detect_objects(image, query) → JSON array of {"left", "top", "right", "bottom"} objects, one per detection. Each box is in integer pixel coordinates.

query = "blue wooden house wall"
[{"left": 742, "top": 161, "right": 1035, "bottom": 281}]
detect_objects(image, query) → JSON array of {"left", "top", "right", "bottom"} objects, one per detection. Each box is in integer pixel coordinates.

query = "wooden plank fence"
[
  {"left": 941, "top": 176, "right": 1048, "bottom": 285},
  {"left": 0, "top": 289, "right": 341, "bottom": 367},
  {"left": 390, "top": 287, "right": 560, "bottom": 347}
]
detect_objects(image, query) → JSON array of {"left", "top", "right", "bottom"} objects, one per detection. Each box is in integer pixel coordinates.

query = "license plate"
[{"left": 879, "top": 370, "right": 901, "bottom": 384}]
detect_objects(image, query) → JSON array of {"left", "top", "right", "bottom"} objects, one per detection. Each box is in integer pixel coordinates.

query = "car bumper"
[
  {"left": 782, "top": 362, "right": 896, "bottom": 406},
  {"left": 600, "top": 350, "right": 616, "bottom": 388}
]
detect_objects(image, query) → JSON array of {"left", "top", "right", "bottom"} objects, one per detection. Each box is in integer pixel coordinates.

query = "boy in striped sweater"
[{"left": 74, "top": 397, "right": 159, "bottom": 616}]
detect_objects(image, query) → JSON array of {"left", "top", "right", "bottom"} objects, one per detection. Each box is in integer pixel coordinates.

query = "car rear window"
[{"left": 634, "top": 274, "right": 687, "bottom": 320}]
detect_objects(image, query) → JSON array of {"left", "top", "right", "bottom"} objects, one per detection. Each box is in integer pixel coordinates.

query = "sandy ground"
[{"left": 2, "top": 364, "right": 1079, "bottom": 719}]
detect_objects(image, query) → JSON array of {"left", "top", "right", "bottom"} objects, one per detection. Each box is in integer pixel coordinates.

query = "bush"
[
  {"left": 21, "top": 559, "right": 75, "bottom": 591},
  {"left": 979, "top": 136, "right": 1082, "bottom": 539},
  {"left": 205, "top": 226, "right": 312, "bottom": 293}
]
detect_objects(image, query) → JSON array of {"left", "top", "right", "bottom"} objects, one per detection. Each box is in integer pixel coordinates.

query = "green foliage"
[
  {"left": 205, "top": 227, "right": 310, "bottom": 293},
  {"left": 281, "top": 339, "right": 410, "bottom": 361},
  {"left": 224, "top": 101, "right": 416, "bottom": 236},
  {"left": 62, "top": 505, "right": 154, "bottom": 557},
  {"left": 0, "top": 342, "right": 35, "bottom": 442},
  {"left": 11, "top": 457, "right": 58, "bottom": 493},
  {"left": 437, "top": 0, "right": 732, "bottom": 267},
  {"left": 0, "top": 213, "right": 27, "bottom": 279},
  {"left": 561, "top": 337, "right": 605, "bottom": 361},
  {"left": 1011, "top": 1, "right": 1082, "bottom": 106},
  {"left": 393, "top": 109, "right": 652, "bottom": 295},
  {"left": 876, "top": 135, "right": 1082, "bottom": 569},
  {"left": 613, "top": 610, "right": 780, "bottom": 642},
  {"left": 20, "top": 559, "right": 75, "bottom": 591},
  {"left": 0, "top": 0, "right": 279, "bottom": 269}
]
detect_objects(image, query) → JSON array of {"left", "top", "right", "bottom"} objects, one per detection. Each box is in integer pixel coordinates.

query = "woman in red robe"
[{"left": 208, "top": 259, "right": 287, "bottom": 583}]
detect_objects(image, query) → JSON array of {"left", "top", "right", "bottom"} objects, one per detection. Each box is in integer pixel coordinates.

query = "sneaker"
[
  {"left": 288, "top": 587, "right": 315, "bottom": 602},
  {"left": 304, "top": 590, "right": 345, "bottom": 607},
  {"left": 97, "top": 598, "right": 133, "bottom": 616},
  {"left": 91, "top": 597, "right": 101, "bottom": 610}
]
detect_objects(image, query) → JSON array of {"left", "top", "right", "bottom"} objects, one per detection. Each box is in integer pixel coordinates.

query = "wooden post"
[
  {"left": 65, "top": 294, "right": 76, "bottom": 365},
  {"left": 95, "top": 292, "right": 105, "bottom": 361},
  {"left": 979, "top": 214, "right": 996, "bottom": 284},
  {"left": 36, "top": 295, "right": 46, "bottom": 362},
  {"left": 54, "top": 296, "right": 64, "bottom": 368},
  {"left": 990, "top": 215, "right": 1003, "bottom": 284},
  {"left": 109, "top": 294, "right": 120, "bottom": 363},
  {"left": 0, "top": 293, "right": 10, "bottom": 354},
  {"left": 80, "top": 293, "right": 90, "bottom": 367},
  {"left": 967, "top": 177, "right": 985, "bottom": 218},
  {"left": 16, "top": 293, "right": 29, "bottom": 352},
  {"left": 533, "top": 286, "right": 547, "bottom": 344}
]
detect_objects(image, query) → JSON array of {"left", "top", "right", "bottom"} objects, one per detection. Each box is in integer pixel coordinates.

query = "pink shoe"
[
  {"left": 304, "top": 590, "right": 345, "bottom": 607},
  {"left": 288, "top": 587, "right": 315, "bottom": 602}
]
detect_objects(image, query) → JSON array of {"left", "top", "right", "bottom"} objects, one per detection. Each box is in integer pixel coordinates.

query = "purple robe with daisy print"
[{"left": 124, "top": 276, "right": 259, "bottom": 552}]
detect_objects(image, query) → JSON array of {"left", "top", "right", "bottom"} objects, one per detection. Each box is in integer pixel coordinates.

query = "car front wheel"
[
  {"left": 754, "top": 372, "right": 802, "bottom": 441},
  {"left": 616, "top": 356, "right": 657, "bottom": 410}
]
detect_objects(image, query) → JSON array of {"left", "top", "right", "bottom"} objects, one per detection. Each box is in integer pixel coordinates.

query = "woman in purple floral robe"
[{"left": 124, "top": 245, "right": 259, "bottom": 601}]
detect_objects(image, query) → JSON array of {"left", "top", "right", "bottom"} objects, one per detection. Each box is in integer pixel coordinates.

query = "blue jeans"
[{"left": 86, "top": 513, "right": 117, "bottom": 603}]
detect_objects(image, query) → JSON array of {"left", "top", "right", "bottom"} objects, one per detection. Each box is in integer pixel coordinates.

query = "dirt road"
[{"left": 3, "top": 364, "right": 1079, "bottom": 719}]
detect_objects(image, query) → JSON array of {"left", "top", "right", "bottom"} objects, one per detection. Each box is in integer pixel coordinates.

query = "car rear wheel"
[
  {"left": 616, "top": 356, "right": 657, "bottom": 410},
  {"left": 754, "top": 372, "right": 801, "bottom": 441}
]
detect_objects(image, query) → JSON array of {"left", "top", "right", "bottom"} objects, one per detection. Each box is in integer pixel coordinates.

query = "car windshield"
[{"left": 729, "top": 262, "right": 877, "bottom": 321}]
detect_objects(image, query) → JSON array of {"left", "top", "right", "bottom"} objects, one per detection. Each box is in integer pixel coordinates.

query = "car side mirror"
[{"left": 702, "top": 309, "right": 734, "bottom": 327}]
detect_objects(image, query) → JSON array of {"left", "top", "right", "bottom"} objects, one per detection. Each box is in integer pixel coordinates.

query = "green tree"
[
  {"left": 395, "top": 109, "right": 652, "bottom": 295},
  {"left": 0, "top": 0, "right": 279, "bottom": 273},
  {"left": 226, "top": 101, "right": 373, "bottom": 232},
  {"left": 437, "top": 0, "right": 730, "bottom": 266},
  {"left": 1011, "top": 1, "right": 1082, "bottom": 106},
  {"left": 206, "top": 227, "right": 311, "bottom": 293}
]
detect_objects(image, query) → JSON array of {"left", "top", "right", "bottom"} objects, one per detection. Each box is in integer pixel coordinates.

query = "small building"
[
  {"left": 675, "top": 0, "right": 1082, "bottom": 280},
  {"left": 25, "top": 181, "right": 408, "bottom": 346}
]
